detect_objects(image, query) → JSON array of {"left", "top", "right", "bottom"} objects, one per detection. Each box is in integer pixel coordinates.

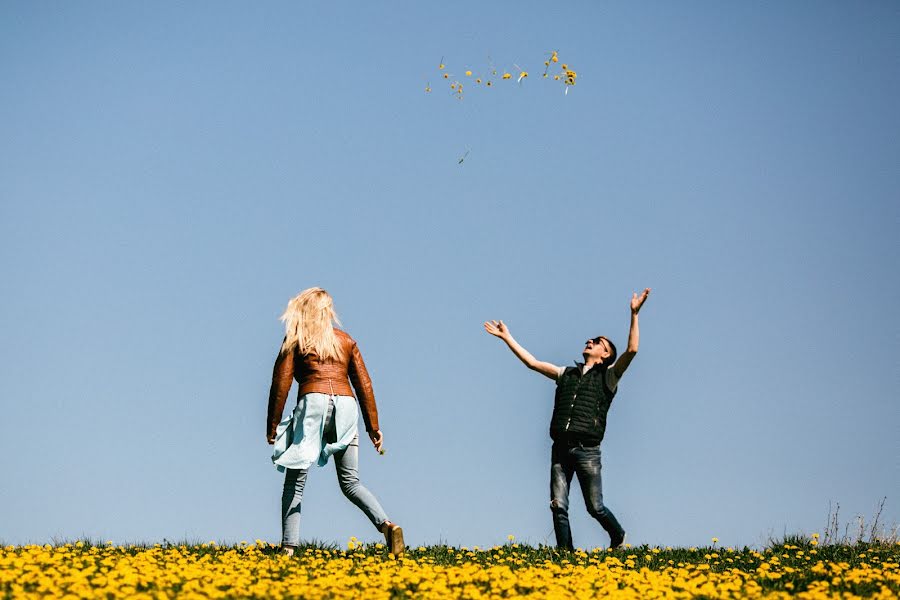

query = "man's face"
[{"left": 583, "top": 336, "right": 612, "bottom": 363}]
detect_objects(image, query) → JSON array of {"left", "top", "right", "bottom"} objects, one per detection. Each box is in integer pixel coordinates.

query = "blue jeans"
[
  {"left": 281, "top": 400, "right": 389, "bottom": 546},
  {"left": 550, "top": 441, "right": 625, "bottom": 550}
]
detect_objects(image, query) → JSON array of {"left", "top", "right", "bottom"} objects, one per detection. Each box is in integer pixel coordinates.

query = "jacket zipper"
[
  {"left": 565, "top": 374, "right": 581, "bottom": 431},
  {"left": 565, "top": 393, "right": 576, "bottom": 431}
]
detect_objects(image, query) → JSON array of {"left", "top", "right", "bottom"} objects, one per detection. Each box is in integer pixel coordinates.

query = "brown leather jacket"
[{"left": 267, "top": 329, "right": 379, "bottom": 439}]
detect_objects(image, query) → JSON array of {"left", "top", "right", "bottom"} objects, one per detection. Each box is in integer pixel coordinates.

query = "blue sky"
[{"left": 1, "top": 1, "right": 897, "bottom": 549}]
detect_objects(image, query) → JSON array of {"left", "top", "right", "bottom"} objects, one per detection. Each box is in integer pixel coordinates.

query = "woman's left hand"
[{"left": 368, "top": 430, "right": 384, "bottom": 453}]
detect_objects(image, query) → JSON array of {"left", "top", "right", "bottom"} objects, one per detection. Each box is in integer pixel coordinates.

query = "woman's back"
[{"left": 267, "top": 328, "right": 379, "bottom": 439}]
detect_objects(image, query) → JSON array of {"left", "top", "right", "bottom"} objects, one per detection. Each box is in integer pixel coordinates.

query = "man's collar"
[{"left": 576, "top": 360, "right": 604, "bottom": 374}]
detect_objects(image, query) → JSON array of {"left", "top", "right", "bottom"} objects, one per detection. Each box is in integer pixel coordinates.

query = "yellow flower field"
[{"left": 1, "top": 539, "right": 897, "bottom": 599}]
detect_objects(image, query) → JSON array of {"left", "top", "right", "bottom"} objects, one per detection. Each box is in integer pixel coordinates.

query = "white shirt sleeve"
[{"left": 605, "top": 368, "right": 619, "bottom": 392}]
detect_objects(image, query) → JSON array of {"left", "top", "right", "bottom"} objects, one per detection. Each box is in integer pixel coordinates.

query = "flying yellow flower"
[
  {"left": 465, "top": 70, "right": 472, "bottom": 76},
  {"left": 443, "top": 73, "right": 449, "bottom": 79},
  {"left": 502, "top": 73, "right": 511, "bottom": 79},
  {"left": 475, "top": 78, "right": 482, "bottom": 84}
]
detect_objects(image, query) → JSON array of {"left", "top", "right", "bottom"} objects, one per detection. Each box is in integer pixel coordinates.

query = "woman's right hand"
[
  {"left": 267, "top": 435, "right": 276, "bottom": 445},
  {"left": 368, "top": 429, "right": 384, "bottom": 453},
  {"left": 484, "top": 320, "right": 511, "bottom": 340}
]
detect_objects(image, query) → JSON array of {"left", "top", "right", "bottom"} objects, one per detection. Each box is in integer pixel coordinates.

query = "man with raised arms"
[{"left": 484, "top": 288, "right": 650, "bottom": 550}]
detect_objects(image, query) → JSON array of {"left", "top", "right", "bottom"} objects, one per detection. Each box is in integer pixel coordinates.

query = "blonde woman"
[{"left": 267, "top": 287, "right": 404, "bottom": 556}]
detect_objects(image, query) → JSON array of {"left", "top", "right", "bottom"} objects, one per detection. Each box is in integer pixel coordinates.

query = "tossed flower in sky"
[{"left": 425, "top": 50, "right": 581, "bottom": 99}]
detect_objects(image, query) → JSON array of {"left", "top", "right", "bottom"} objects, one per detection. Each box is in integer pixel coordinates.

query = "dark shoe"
[
  {"left": 381, "top": 521, "right": 405, "bottom": 556},
  {"left": 609, "top": 532, "right": 626, "bottom": 550}
]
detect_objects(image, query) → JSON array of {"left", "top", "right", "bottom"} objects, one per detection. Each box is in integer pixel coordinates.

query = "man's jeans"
[
  {"left": 550, "top": 441, "right": 625, "bottom": 550},
  {"left": 281, "top": 399, "right": 388, "bottom": 547}
]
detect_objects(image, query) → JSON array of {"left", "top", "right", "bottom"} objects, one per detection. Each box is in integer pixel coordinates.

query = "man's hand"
[
  {"left": 484, "top": 319, "right": 560, "bottom": 380},
  {"left": 368, "top": 429, "right": 384, "bottom": 453},
  {"left": 631, "top": 288, "right": 651, "bottom": 314},
  {"left": 484, "top": 320, "right": 511, "bottom": 340},
  {"left": 267, "top": 435, "right": 276, "bottom": 445}
]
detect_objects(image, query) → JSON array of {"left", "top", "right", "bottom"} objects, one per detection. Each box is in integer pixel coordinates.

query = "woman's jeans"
[
  {"left": 281, "top": 399, "right": 389, "bottom": 546},
  {"left": 550, "top": 441, "right": 625, "bottom": 550}
]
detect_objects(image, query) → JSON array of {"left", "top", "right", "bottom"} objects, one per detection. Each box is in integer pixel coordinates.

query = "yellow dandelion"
[
  {"left": 465, "top": 70, "right": 472, "bottom": 76},
  {"left": 712, "top": 537, "right": 719, "bottom": 544},
  {"left": 544, "top": 61, "right": 550, "bottom": 66},
  {"left": 443, "top": 73, "right": 449, "bottom": 79},
  {"left": 424, "top": 84, "right": 431, "bottom": 93},
  {"left": 554, "top": 75, "right": 560, "bottom": 80},
  {"left": 518, "top": 71, "right": 528, "bottom": 82},
  {"left": 542, "top": 73, "right": 548, "bottom": 78},
  {"left": 475, "top": 78, "right": 481, "bottom": 84},
  {"left": 502, "top": 73, "right": 511, "bottom": 79},
  {"left": 551, "top": 51, "right": 559, "bottom": 62},
  {"left": 486, "top": 81, "right": 492, "bottom": 86}
]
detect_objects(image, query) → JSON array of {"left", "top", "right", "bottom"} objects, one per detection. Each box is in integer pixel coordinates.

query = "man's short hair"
[{"left": 600, "top": 336, "right": 618, "bottom": 366}]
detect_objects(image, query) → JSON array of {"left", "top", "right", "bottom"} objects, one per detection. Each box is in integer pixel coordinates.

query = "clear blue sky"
[{"left": 1, "top": 1, "right": 897, "bottom": 549}]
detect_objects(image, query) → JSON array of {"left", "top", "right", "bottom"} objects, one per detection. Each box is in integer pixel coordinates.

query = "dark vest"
[{"left": 550, "top": 363, "right": 616, "bottom": 446}]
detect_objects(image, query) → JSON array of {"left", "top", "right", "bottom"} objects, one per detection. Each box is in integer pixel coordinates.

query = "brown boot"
[{"left": 380, "top": 521, "right": 405, "bottom": 556}]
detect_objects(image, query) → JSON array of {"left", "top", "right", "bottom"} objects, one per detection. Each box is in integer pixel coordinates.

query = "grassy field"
[{"left": 1, "top": 536, "right": 898, "bottom": 598}]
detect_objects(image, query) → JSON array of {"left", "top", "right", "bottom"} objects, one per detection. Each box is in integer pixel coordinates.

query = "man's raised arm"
[
  {"left": 484, "top": 320, "right": 561, "bottom": 380},
  {"left": 612, "top": 288, "right": 650, "bottom": 380}
]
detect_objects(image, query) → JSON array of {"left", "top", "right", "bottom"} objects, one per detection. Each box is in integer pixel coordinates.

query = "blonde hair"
[{"left": 279, "top": 287, "right": 343, "bottom": 361}]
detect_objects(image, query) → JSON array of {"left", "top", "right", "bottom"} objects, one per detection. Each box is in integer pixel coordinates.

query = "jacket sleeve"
[
  {"left": 266, "top": 343, "right": 295, "bottom": 439},
  {"left": 348, "top": 341, "right": 379, "bottom": 432}
]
